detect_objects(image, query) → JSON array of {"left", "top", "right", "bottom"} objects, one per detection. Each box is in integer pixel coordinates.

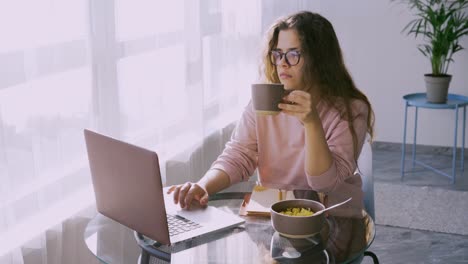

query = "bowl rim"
[{"left": 270, "top": 199, "right": 325, "bottom": 218}]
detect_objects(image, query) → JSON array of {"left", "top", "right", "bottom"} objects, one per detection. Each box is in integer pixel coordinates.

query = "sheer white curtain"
[
  {"left": 0, "top": 0, "right": 94, "bottom": 262},
  {"left": 0, "top": 0, "right": 263, "bottom": 263}
]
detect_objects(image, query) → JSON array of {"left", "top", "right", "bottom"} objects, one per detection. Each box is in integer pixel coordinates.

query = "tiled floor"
[
  {"left": 374, "top": 142, "right": 468, "bottom": 191},
  {"left": 366, "top": 142, "right": 468, "bottom": 264}
]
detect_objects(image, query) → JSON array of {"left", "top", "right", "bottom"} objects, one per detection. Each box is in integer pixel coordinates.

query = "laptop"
[{"left": 84, "top": 129, "right": 245, "bottom": 245}]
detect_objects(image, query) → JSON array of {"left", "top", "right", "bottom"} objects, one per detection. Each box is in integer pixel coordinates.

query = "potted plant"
[{"left": 399, "top": 0, "right": 468, "bottom": 103}]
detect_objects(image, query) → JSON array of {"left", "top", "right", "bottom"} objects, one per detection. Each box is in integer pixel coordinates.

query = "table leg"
[
  {"left": 140, "top": 250, "right": 150, "bottom": 264},
  {"left": 452, "top": 106, "right": 459, "bottom": 184},
  {"left": 401, "top": 102, "right": 409, "bottom": 180},
  {"left": 412, "top": 107, "right": 418, "bottom": 168},
  {"left": 462, "top": 106, "right": 466, "bottom": 172}
]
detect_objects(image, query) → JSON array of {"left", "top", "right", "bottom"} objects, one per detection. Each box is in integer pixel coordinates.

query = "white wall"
[{"left": 263, "top": 1, "right": 468, "bottom": 147}]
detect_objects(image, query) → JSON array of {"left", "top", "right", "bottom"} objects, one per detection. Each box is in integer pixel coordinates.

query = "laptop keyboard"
[{"left": 167, "top": 214, "right": 202, "bottom": 236}]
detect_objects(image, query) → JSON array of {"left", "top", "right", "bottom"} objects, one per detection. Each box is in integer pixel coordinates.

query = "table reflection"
[{"left": 84, "top": 193, "right": 374, "bottom": 264}]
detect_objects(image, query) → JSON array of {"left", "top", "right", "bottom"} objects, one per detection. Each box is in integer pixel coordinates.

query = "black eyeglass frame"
[{"left": 269, "top": 50, "right": 302, "bottom": 66}]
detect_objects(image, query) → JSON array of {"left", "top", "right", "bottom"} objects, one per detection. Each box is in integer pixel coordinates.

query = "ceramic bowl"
[{"left": 270, "top": 199, "right": 325, "bottom": 238}]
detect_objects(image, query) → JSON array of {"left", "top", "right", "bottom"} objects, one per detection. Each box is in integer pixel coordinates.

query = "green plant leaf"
[{"left": 397, "top": 0, "right": 468, "bottom": 74}]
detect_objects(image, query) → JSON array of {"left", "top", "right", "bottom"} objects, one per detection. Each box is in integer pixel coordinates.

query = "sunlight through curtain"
[{"left": 0, "top": 0, "right": 262, "bottom": 263}]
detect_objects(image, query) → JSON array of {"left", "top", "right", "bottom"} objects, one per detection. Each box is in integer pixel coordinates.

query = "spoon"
[{"left": 314, "top": 197, "right": 352, "bottom": 215}]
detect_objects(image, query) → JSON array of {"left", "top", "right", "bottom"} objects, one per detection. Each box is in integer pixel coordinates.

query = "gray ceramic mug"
[{"left": 251, "top": 83, "right": 286, "bottom": 115}]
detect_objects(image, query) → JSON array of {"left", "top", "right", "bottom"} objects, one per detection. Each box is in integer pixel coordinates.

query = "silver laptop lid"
[{"left": 84, "top": 129, "right": 171, "bottom": 244}]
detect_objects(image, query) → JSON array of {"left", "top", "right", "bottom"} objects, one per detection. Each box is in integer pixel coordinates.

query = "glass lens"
[
  {"left": 270, "top": 50, "right": 300, "bottom": 66},
  {"left": 286, "top": 51, "right": 300, "bottom": 66},
  {"left": 270, "top": 51, "right": 282, "bottom": 65}
]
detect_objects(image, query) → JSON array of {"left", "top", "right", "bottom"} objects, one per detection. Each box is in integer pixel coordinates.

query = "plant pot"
[{"left": 424, "top": 74, "right": 452, "bottom": 103}]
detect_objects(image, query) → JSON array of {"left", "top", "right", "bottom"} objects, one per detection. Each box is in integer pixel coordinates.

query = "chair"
[
  {"left": 359, "top": 137, "right": 375, "bottom": 220},
  {"left": 346, "top": 137, "right": 379, "bottom": 264}
]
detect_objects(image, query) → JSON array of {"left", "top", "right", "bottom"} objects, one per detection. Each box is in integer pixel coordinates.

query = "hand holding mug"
[{"left": 278, "top": 90, "right": 317, "bottom": 124}]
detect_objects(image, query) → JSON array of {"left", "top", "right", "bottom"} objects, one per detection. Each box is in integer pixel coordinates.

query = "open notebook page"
[{"left": 244, "top": 185, "right": 295, "bottom": 216}]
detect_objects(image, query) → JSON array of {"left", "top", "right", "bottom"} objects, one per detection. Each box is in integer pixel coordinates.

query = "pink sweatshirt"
[{"left": 211, "top": 99, "right": 369, "bottom": 218}]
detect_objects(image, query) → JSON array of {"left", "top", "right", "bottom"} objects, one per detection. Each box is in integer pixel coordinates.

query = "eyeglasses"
[{"left": 270, "top": 50, "right": 301, "bottom": 66}]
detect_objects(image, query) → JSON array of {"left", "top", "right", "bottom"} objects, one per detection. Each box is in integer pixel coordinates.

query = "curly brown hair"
[{"left": 260, "top": 11, "right": 375, "bottom": 159}]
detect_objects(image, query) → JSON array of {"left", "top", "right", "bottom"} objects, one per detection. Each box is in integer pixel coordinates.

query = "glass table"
[{"left": 84, "top": 191, "right": 375, "bottom": 264}]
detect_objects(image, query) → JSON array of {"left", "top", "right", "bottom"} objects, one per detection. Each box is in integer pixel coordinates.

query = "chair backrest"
[
  {"left": 165, "top": 122, "right": 237, "bottom": 186},
  {"left": 357, "top": 137, "right": 375, "bottom": 219}
]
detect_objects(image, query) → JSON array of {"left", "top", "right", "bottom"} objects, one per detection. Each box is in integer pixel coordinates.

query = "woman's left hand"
[{"left": 278, "top": 90, "right": 318, "bottom": 124}]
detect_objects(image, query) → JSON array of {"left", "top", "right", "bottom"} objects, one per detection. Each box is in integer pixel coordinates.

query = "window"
[{"left": 0, "top": 0, "right": 262, "bottom": 256}]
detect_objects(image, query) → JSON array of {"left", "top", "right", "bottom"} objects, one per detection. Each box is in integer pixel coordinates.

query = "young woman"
[{"left": 168, "top": 11, "right": 375, "bottom": 262}]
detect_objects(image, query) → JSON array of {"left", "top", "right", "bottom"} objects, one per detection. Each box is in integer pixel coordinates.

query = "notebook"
[
  {"left": 84, "top": 129, "right": 245, "bottom": 245},
  {"left": 240, "top": 185, "right": 295, "bottom": 216}
]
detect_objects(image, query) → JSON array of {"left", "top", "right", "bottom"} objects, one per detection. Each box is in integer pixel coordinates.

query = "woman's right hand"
[{"left": 167, "top": 182, "right": 209, "bottom": 209}]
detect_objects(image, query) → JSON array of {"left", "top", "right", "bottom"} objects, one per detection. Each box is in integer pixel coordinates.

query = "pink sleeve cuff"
[
  {"left": 306, "top": 160, "right": 338, "bottom": 193},
  {"left": 211, "top": 162, "right": 244, "bottom": 185}
]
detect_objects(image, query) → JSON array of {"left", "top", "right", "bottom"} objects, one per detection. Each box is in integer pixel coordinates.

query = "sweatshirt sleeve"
[
  {"left": 210, "top": 102, "right": 258, "bottom": 185},
  {"left": 306, "top": 100, "right": 369, "bottom": 193}
]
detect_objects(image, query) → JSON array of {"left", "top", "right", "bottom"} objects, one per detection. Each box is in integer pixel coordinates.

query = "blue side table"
[{"left": 401, "top": 93, "right": 468, "bottom": 184}]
